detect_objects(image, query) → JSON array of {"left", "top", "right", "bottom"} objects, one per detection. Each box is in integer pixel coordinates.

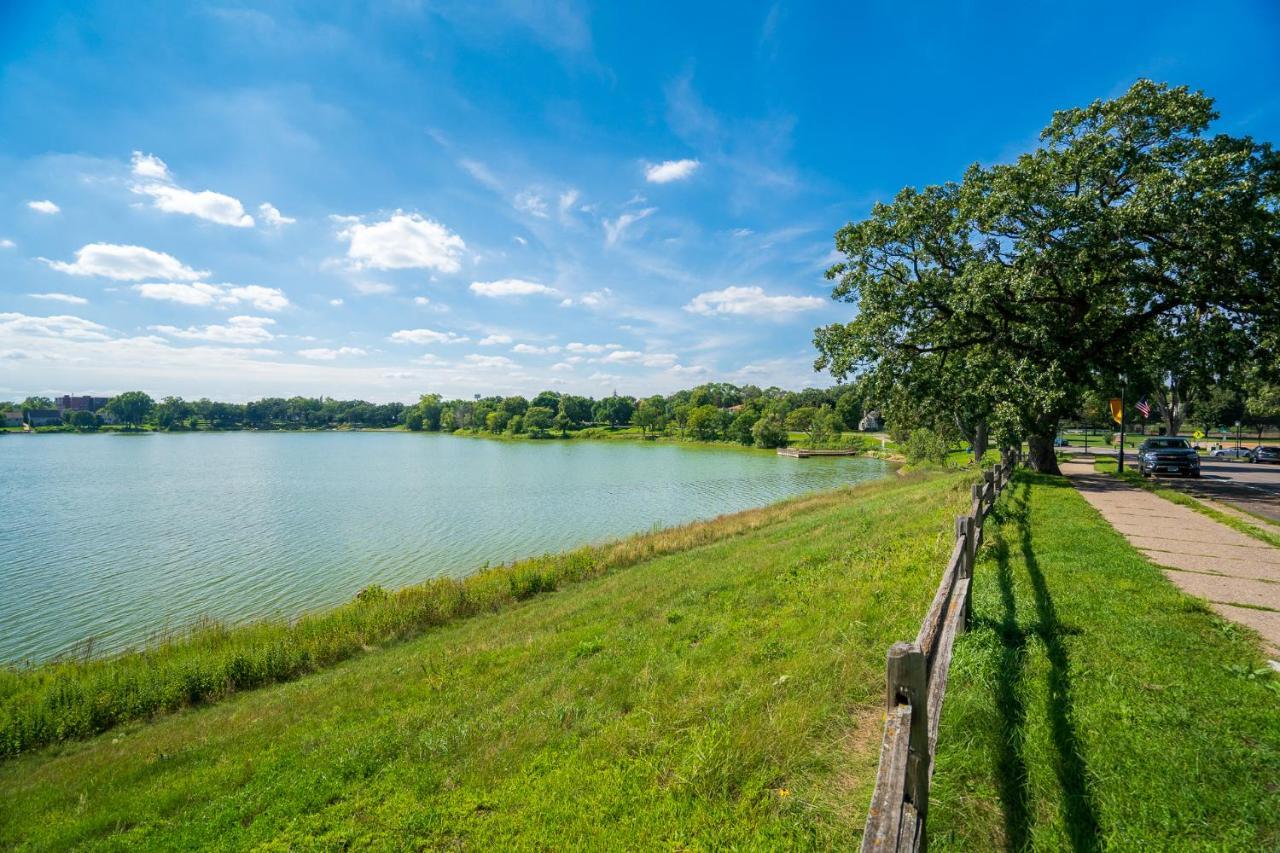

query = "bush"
[
  {"left": 905, "top": 428, "right": 950, "bottom": 465},
  {"left": 751, "top": 415, "right": 788, "bottom": 449}
]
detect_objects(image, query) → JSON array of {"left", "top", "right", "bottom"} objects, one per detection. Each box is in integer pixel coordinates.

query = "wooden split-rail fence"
[{"left": 861, "top": 450, "right": 1020, "bottom": 851}]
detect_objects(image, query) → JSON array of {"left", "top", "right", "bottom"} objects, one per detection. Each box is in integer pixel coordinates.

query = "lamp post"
[{"left": 1236, "top": 420, "right": 1242, "bottom": 455}]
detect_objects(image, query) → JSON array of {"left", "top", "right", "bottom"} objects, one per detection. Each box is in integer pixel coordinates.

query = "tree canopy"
[{"left": 816, "top": 81, "right": 1280, "bottom": 472}]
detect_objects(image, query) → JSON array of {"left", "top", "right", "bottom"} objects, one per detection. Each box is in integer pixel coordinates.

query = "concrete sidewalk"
[{"left": 1060, "top": 459, "right": 1280, "bottom": 662}]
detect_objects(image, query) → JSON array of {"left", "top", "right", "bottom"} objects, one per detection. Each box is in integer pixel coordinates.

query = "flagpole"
[{"left": 1118, "top": 374, "right": 1127, "bottom": 473}]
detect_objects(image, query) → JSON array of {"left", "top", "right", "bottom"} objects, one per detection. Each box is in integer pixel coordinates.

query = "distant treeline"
[
  {"left": 403, "top": 384, "right": 868, "bottom": 448},
  {"left": 6, "top": 384, "right": 871, "bottom": 449}
]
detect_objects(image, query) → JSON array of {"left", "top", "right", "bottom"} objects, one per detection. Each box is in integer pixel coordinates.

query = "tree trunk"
[
  {"left": 1026, "top": 432, "right": 1061, "bottom": 474},
  {"left": 972, "top": 421, "right": 989, "bottom": 465}
]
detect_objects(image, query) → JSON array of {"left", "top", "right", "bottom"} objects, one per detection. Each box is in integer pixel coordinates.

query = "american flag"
[{"left": 1136, "top": 398, "right": 1151, "bottom": 418}]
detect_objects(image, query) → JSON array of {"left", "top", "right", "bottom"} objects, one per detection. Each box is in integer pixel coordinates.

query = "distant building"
[
  {"left": 56, "top": 395, "right": 110, "bottom": 413},
  {"left": 26, "top": 409, "right": 63, "bottom": 427},
  {"left": 859, "top": 410, "right": 884, "bottom": 431},
  {"left": 2, "top": 410, "right": 23, "bottom": 427}
]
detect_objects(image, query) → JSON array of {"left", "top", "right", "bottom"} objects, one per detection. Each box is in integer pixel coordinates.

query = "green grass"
[
  {"left": 930, "top": 472, "right": 1280, "bottom": 850},
  {"left": 0, "top": 471, "right": 979, "bottom": 849},
  {"left": 1091, "top": 457, "right": 1280, "bottom": 549},
  {"left": 0, "top": 474, "right": 925, "bottom": 761},
  {"left": 5, "top": 470, "right": 1277, "bottom": 848}
]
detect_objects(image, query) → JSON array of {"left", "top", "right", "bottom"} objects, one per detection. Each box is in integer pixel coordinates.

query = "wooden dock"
[{"left": 776, "top": 447, "right": 861, "bottom": 458}]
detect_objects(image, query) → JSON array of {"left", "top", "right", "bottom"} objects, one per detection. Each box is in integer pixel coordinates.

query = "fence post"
[
  {"left": 983, "top": 471, "right": 995, "bottom": 510},
  {"left": 886, "top": 641, "right": 930, "bottom": 821},
  {"left": 956, "top": 515, "right": 973, "bottom": 629}
]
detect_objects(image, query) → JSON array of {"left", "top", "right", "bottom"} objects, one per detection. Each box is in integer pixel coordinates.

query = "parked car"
[
  {"left": 1210, "top": 447, "right": 1252, "bottom": 459},
  {"left": 1250, "top": 445, "right": 1280, "bottom": 464},
  {"left": 1054, "top": 436, "right": 1070, "bottom": 447},
  {"left": 1138, "top": 437, "right": 1201, "bottom": 478}
]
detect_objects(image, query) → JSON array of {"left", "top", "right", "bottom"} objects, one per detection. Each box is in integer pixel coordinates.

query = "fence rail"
[{"left": 861, "top": 450, "right": 1019, "bottom": 851}]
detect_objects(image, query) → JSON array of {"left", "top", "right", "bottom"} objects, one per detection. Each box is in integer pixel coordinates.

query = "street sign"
[{"left": 1193, "top": 430, "right": 1205, "bottom": 441}]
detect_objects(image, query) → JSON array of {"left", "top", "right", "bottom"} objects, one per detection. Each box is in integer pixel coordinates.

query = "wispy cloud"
[
  {"left": 684, "top": 285, "right": 825, "bottom": 317},
  {"left": 28, "top": 292, "right": 89, "bottom": 305},
  {"left": 603, "top": 207, "right": 656, "bottom": 245},
  {"left": 470, "top": 279, "right": 558, "bottom": 298}
]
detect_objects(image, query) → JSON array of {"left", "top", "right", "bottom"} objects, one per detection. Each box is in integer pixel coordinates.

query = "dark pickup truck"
[{"left": 1138, "top": 437, "right": 1201, "bottom": 478}]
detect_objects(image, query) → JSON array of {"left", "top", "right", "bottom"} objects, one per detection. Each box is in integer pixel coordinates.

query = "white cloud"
[
  {"left": 413, "top": 353, "right": 449, "bottom": 366},
  {"left": 151, "top": 315, "right": 276, "bottom": 344},
  {"left": 550, "top": 362, "right": 574, "bottom": 372},
  {"left": 469, "top": 278, "right": 558, "bottom": 298},
  {"left": 27, "top": 200, "right": 61, "bottom": 215},
  {"left": 603, "top": 350, "right": 678, "bottom": 368},
  {"left": 588, "top": 371, "right": 623, "bottom": 384},
  {"left": 512, "top": 343, "right": 556, "bottom": 354},
  {"left": 0, "top": 238, "right": 16, "bottom": 249},
  {"left": 338, "top": 213, "right": 466, "bottom": 272},
  {"left": 132, "top": 282, "right": 289, "bottom": 312},
  {"left": 603, "top": 207, "right": 656, "bottom": 245},
  {"left": 258, "top": 203, "right": 296, "bottom": 226},
  {"left": 460, "top": 159, "right": 503, "bottom": 191},
  {"left": 44, "top": 243, "right": 207, "bottom": 281},
  {"left": 667, "top": 364, "right": 711, "bottom": 377},
  {"left": 684, "top": 285, "right": 826, "bottom": 317},
  {"left": 565, "top": 341, "right": 617, "bottom": 353},
  {"left": 135, "top": 184, "right": 255, "bottom": 227},
  {"left": 329, "top": 298, "right": 344, "bottom": 306},
  {"left": 645, "top": 159, "right": 700, "bottom": 183},
  {"left": 228, "top": 285, "right": 290, "bottom": 312},
  {"left": 479, "top": 334, "right": 512, "bottom": 346},
  {"left": 413, "top": 296, "right": 431, "bottom": 305},
  {"left": 0, "top": 312, "right": 108, "bottom": 340},
  {"left": 561, "top": 288, "right": 612, "bottom": 309},
  {"left": 558, "top": 189, "right": 580, "bottom": 215},
  {"left": 353, "top": 281, "right": 396, "bottom": 296},
  {"left": 298, "top": 347, "right": 366, "bottom": 360},
  {"left": 28, "top": 292, "right": 89, "bottom": 305},
  {"left": 128, "top": 151, "right": 254, "bottom": 227},
  {"left": 388, "top": 328, "right": 469, "bottom": 345},
  {"left": 513, "top": 235, "right": 528, "bottom": 246},
  {"left": 464, "top": 354, "right": 517, "bottom": 369},
  {"left": 513, "top": 190, "right": 549, "bottom": 218},
  {"left": 130, "top": 151, "right": 170, "bottom": 180}
]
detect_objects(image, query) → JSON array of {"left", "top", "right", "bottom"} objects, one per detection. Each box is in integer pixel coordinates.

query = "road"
[{"left": 1063, "top": 447, "right": 1280, "bottom": 523}]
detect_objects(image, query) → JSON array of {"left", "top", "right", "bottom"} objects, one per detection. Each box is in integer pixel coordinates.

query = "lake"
[{"left": 1, "top": 432, "right": 888, "bottom": 663}]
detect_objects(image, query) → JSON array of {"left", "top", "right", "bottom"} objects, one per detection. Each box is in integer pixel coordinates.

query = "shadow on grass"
[{"left": 977, "top": 477, "right": 1102, "bottom": 852}]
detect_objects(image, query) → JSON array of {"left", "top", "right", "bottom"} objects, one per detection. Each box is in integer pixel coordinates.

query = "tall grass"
[{"left": 0, "top": 479, "right": 906, "bottom": 759}]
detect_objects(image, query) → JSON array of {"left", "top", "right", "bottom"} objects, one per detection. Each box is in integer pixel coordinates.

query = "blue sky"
[{"left": 2, "top": 1, "right": 1278, "bottom": 402}]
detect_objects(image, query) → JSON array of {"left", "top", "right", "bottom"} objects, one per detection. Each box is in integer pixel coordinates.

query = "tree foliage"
[{"left": 816, "top": 81, "right": 1280, "bottom": 472}]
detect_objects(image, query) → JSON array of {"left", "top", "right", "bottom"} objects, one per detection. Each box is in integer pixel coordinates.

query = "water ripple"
[{"left": 0, "top": 433, "right": 887, "bottom": 662}]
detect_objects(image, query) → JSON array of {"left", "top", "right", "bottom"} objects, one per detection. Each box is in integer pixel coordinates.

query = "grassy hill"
[{"left": 1, "top": 469, "right": 1277, "bottom": 849}]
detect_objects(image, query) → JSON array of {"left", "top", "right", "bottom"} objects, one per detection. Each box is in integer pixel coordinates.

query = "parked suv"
[
  {"left": 1138, "top": 437, "right": 1201, "bottom": 478},
  {"left": 1250, "top": 445, "right": 1280, "bottom": 465}
]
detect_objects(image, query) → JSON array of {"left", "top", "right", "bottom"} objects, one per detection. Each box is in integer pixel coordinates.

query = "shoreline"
[
  {"left": 0, "top": 472, "right": 903, "bottom": 757},
  {"left": 4, "top": 422, "right": 882, "bottom": 456}
]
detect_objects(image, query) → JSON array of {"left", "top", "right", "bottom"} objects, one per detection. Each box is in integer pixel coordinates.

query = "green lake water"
[{"left": 1, "top": 432, "right": 888, "bottom": 663}]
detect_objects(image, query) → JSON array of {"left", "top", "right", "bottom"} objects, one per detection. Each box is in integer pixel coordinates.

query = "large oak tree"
[{"left": 816, "top": 81, "right": 1280, "bottom": 473}]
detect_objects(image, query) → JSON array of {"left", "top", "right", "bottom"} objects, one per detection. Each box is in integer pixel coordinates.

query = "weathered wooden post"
[
  {"left": 983, "top": 471, "right": 995, "bottom": 513},
  {"left": 886, "top": 641, "right": 929, "bottom": 824},
  {"left": 956, "top": 515, "right": 974, "bottom": 629}
]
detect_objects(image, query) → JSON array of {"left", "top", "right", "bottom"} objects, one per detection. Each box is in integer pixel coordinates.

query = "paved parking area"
[{"left": 1060, "top": 459, "right": 1280, "bottom": 662}]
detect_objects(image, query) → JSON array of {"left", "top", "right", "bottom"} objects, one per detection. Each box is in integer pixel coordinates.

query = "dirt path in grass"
[{"left": 1060, "top": 459, "right": 1280, "bottom": 662}]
